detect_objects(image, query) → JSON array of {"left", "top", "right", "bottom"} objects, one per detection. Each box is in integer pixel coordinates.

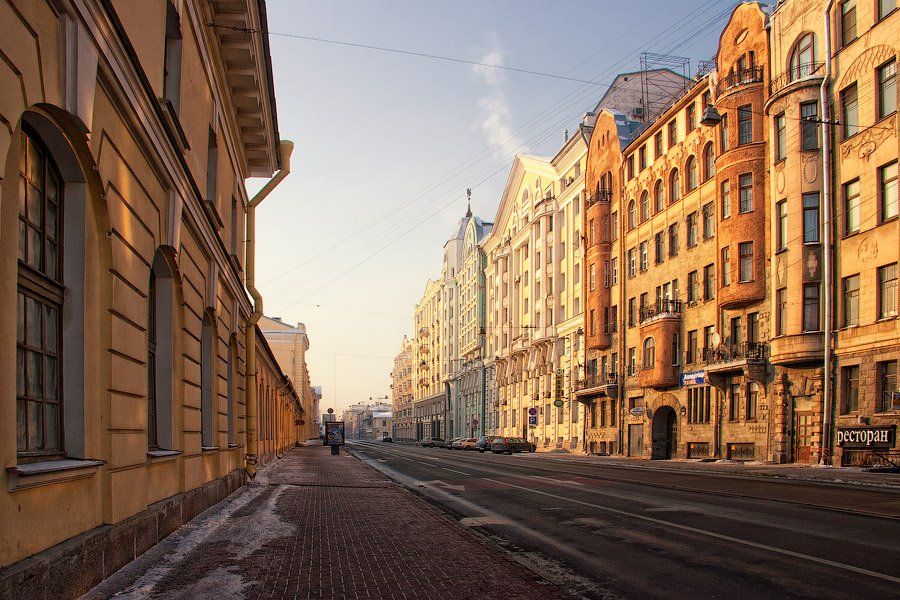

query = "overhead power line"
[{"left": 208, "top": 23, "right": 614, "bottom": 87}]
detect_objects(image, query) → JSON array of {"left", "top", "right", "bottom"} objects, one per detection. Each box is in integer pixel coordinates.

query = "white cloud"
[{"left": 472, "top": 34, "right": 525, "bottom": 158}]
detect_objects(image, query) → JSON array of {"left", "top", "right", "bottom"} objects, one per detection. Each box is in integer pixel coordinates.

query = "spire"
[{"left": 465, "top": 188, "right": 472, "bottom": 218}]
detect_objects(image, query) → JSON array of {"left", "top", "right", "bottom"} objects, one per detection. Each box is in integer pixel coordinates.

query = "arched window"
[
  {"left": 227, "top": 334, "right": 238, "bottom": 445},
  {"left": 654, "top": 180, "right": 664, "bottom": 213},
  {"left": 643, "top": 337, "right": 656, "bottom": 369},
  {"left": 640, "top": 191, "right": 650, "bottom": 222},
  {"left": 669, "top": 169, "right": 681, "bottom": 203},
  {"left": 703, "top": 142, "right": 716, "bottom": 181},
  {"left": 789, "top": 33, "right": 816, "bottom": 81},
  {"left": 201, "top": 310, "right": 216, "bottom": 448},
  {"left": 148, "top": 250, "right": 176, "bottom": 450},
  {"left": 686, "top": 157, "right": 698, "bottom": 191},
  {"left": 627, "top": 199, "right": 636, "bottom": 230}
]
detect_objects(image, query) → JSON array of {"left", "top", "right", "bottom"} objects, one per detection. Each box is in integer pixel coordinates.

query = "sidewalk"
[
  {"left": 84, "top": 446, "right": 562, "bottom": 600},
  {"left": 522, "top": 452, "right": 900, "bottom": 489}
]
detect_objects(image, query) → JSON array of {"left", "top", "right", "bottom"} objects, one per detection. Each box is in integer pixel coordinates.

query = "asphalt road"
[{"left": 348, "top": 440, "right": 900, "bottom": 600}]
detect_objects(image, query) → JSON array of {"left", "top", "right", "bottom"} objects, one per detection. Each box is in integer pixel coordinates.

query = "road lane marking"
[
  {"left": 530, "top": 475, "right": 583, "bottom": 486},
  {"left": 483, "top": 477, "right": 900, "bottom": 585},
  {"left": 441, "top": 467, "right": 472, "bottom": 476}
]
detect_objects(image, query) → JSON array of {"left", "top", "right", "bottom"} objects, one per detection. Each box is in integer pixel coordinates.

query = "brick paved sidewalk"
[
  {"left": 519, "top": 452, "right": 900, "bottom": 489},
  {"left": 84, "top": 446, "right": 562, "bottom": 600}
]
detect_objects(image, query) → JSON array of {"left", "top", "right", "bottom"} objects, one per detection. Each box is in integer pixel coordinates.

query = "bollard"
[{"left": 331, "top": 445, "right": 340, "bottom": 456}]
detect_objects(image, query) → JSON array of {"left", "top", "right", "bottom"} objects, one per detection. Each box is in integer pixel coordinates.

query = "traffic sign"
[
  {"left": 528, "top": 407, "right": 538, "bottom": 416},
  {"left": 528, "top": 415, "right": 538, "bottom": 426}
]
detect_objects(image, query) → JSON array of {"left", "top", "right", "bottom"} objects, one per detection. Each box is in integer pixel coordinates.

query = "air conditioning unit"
[{"left": 632, "top": 106, "right": 645, "bottom": 119}]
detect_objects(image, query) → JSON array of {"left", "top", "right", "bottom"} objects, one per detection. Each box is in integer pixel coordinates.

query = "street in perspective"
[{"left": 1, "top": 0, "right": 899, "bottom": 599}]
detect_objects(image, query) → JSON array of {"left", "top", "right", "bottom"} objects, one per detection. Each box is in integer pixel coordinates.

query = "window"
[
  {"left": 687, "top": 212, "right": 698, "bottom": 247},
  {"left": 790, "top": 33, "right": 816, "bottom": 81},
  {"left": 720, "top": 112, "right": 729, "bottom": 151},
  {"left": 843, "top": 365, "right": 860, "bottom": 413},
  {"left": 841, "top": 83, "right": 859, "bottom": 138},
  {"left": 776, "top": 288, "right": 788, "bottom": 335},
  {"left": 627, "top": 155, "right": 635, "bottom": 180},
  {"left": 611, "top": 211, "right": 619, "bottom": 240},
  {"left": 639, "top": 242, "right": 648, "bottom": 271},
  {"left": 611, "top": 258, "right": 618, "bottom": 285},
  {"left": 628, "top": 347, "right": 636, "bottom": 376},
  {"left": 206, "top": 128, "right": 218, "bottom": 212},
  {"left": 879, "top": 0, "right": 896, "bottom": 20},
  {"left": 163, "top": 1, "right": 183, "bottom": 114},
  {"left": 688, "top": 271, "right": 698, "bottom": 302},
  {"left": 803, "top": 193, "right": 820, "bottom": 243},
  {"left": 628, "top": 248, "right": 636, "bottom": 277},
  {"left": 775, "top": 113, "right": 786, "bottom": 161},
  {"left": 800, "top": 102, "right": 820, "bottom": 150},
  {"left": 668, "top": 119, "right": 678, "bottom": 147},
  {"left": 739, "top": 242, "right": 753, "bottom": 282},
  {"left": 703, "top": 264, "right": 715, "bottom": 301},
  {"left": 703, "top": 142, "right": 715, "bottom": 181},
  {"left": 747, "top": 312, "right": 759, "bottom": 343},
  {"left": 589, "top": 263, "right": 596, "bottom": 291},
  {"left": 201, "top": 311, "right": 216, "bottom": 448},
  {"left": 878, "top": 60, "right": 896, "bottom": 119},
  {"left": 843, "top": 274, "right": 860, "bottom": 327},
  {"left": 721, "top": 181, "right": 731, "bottom": 220},
  {"left": 776, "top": 200, "right": 788, "bottom": 251},
  {"left": 877, "top": 361, "right": 897, "bottom": 413},
  {"left": 880, "top": 161, "right": 898, "bottom": 222},
  {"left": 844, "top": 179, "right": 860, "bottom": 234},
  {"left": 738, "top": 104, "right": 752, "bottom": 145},
  {"left": 687, "top": 330, "right": 698, "bottom": 364},
  {"left": 738, "top": 174, "right": 753, "bottom": 213},
  {"left": 654, "top": 180, "right": 664, "bottom": 213},
  {"left": 148, "top": 251, "right": 175, "bottom": 450},
  {"left": 655, "top": 232, "right": 665, "bottom": 264},
  {"left": 746, "top": 382, "right": 759, "bottom": 420},
  {"left": 639, "top": 145, "right": 647, "bottom": 170},
  {"left": 721, "top": 247, "right": 731, "bottom": 286},
  {"left": 668, "top": 224, "right": 678, "bottom": 257},
  {"left": 655, "top": 132, "right": 663, "bottom": 158},
  {"left": 878, "top": 263, "right": 898, "bottom": 318},
  {"left": 803, "top": 283, "right": 820, "bottom": 331},
  {"left": 589, "top": 309, "right": 596, "bottom": 336},
  {"left": 628, "top": 297, "right": 636, "bottom": 327},
  {"left": 672, "top": 332, "right": 680, "bottom": 366},
  {"left": 730, "top": 316, "right": 742, "bottom": 345},
  {"left": 669, "top": 169, "right": 681, "bottom": 203},
  {"left": 702, "top": 203, "right": 714, "bottom": 239},
  {"left": 728, "top": 380, "right": 740, "bottom": 421},
  {"left": 841, "top": 0, "right": 857, "bottom": 47},
  {"left": 17, "top": 130, "right": 64, "bottom": 459},
  {"left": 687, "top": 103, "right": 697, "bottom": 130},
  {"left": 686, "top": 156, "right": 698, "bottom": 191},
  {"left": 227, "top": 337, "right": 236, "bottom": 445},
  {"left": 640, "top": 191, "right": 649, "bottom": 222},
  {"left": 642, "top": 337, "right": 655, "bottom": 369},
  {"left": 627, "top": 200, "right": 636, "bottom": 230}
]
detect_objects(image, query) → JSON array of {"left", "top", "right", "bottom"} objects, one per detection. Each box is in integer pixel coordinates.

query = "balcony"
[
  {"left": 703, "top": 341, "right": 769, "bottom": 387},
  {"left": 717, "top": 66, "right": 764, "bottom": 95},
  {"left": 575, "top": 372, "right": 618, "bottom": 400},
  {"left": 585, "top": 189, "right": 612, "bottom": 210},
  {"left": 639, "top": 299, "right": 682, "bottom": 325},
  {"left": 769, "top": 62, "right": 824, "bottom": 97}
]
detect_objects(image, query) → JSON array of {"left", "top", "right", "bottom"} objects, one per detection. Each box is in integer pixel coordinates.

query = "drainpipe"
[
  {"left": 245, "top": 140, "right": 295, "bottom": 478},
  {"left": 820, "top": 1, "right": 835, "bottom": 466}
]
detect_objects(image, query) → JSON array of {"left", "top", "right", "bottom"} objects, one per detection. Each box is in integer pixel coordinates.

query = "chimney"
[{"left": 563, "top": 129, "right": 569, "bottom": 142}]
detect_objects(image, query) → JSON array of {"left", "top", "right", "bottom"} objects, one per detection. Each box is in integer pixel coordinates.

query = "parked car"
[
  {"left": 380, "top": 436, "right": 393, "bottom": 443},
  {"left": 446, "top": 437, "right": 462, "bottom": 449},
  {"left": 458, "top": 438, "right": 479, "bottom": 450},
  {"left": 420, "top": 437, "right": 445, "bottom": 448},
  {"left": 475, "top": 435, "right": 497, "bottom": 452},
  {"left": 491, "top": 437, "right": 534, "bottom": 454}
]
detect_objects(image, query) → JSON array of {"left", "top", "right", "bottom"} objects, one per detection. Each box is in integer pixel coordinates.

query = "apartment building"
[
  {"left": 391, "top": 336, "right": 414, "bottom": 441},
  {"left": 0, "top": 0, "right": 297, "bottom": 595},
  {"left": 413, "top": 278, "right": 445, "bottom": 439},
  {"left": 259, "top": 316, "right": 318, "bottom": 440}
]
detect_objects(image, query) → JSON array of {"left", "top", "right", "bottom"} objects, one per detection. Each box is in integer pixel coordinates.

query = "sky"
[{"left": 252, "top": 0, "right": 731, "bottom": 415}]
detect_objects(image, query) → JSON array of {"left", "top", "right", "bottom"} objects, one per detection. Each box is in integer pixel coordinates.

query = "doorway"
[
  {"left": 793, "top": 411, "right": 815, "bottom": 463},
  {"left": 628, "top": 424, "right": 643, "bottom": 457},
  {"left": 651, "top": 406, "right": 678, "bottom": 459}
]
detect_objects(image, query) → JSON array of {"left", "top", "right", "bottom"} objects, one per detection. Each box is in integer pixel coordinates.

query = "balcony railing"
[
  {"left": 585, "top": 189, "right": 612, "bottom": 210},
  {"left": 575, "top": 372, "right": 618, "bottom": 392},
  {"left": 639, "top": 299, "right": 683, "bottom": 323},
  {"left": 702, "top": 341, "right": 769, "bottom": 365},
  {"left": 769, "top": 62, "right": 824, "bottom": 96},
  {"left": 717, "top": 66, "right": 764, "bottom": 95}
]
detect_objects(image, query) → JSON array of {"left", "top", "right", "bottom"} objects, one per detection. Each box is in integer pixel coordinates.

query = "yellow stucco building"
[{"left": 0, "top": 0, "right": 299, "bottom": 595}]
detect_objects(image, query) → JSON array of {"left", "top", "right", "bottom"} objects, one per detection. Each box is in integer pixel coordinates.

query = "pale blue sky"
[{"left": 253, "top": 0, "right": 731, "bottom": 414}]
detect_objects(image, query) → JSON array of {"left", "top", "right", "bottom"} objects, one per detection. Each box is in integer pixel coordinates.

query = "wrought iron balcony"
[
  {"left": 702, "top": 341, "right": 769, "bottom": 365},
  {"left": 717, "top": 66, "right": 764, "bottom": 95},
  {"left": 575, "top": 372, "right": 617, "bottom": 392},
  {"left": 769, "top": 62, "right": 824, "bottom": 96},
  {"left": 639, "top": 299, "right": 683, "bottom": 324},
  {"left": 585, "top": 189, "right": 612, "bottom": 210}
]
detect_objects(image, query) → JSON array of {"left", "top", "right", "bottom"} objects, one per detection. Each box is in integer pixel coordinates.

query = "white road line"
[
  {"left": 441, "top": 467, "right": 472, "bottom": 476},
  {"left": 483, "top": 477, "right": 900, "bottom": 585},
  {"left": 530, "top": 475, "right": 583, "bottom": 486}
]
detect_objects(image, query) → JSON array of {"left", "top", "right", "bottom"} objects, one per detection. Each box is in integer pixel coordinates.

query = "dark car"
[
  {"left": 475, "top": 435, "right": 497, "bottom": 453},
  {"left": 420, "top": 437, "right": 445, "bottom": 448},
  {"left": 380, "top": 436, "right": 393, "bottom": 443},
  {"left": 491, "top": 437, "right": 534, "bottom": 454}
]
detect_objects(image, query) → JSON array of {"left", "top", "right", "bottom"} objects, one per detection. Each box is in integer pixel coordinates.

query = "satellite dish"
[{"left": 711, "top": 332, "right": 721, "bottom": 346}]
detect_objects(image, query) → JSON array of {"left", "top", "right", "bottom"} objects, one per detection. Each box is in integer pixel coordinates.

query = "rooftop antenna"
[{"left": 466, "top": 188, "right": 472, "bottom": 218}]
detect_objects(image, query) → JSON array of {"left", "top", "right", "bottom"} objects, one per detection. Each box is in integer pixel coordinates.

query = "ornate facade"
[{"left": 391, "top": 336, "right": 414, "bottom": 441}]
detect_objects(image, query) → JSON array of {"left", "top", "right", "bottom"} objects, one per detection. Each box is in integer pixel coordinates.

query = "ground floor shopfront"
[{"left": 414, "top": 392, "right": 446, "bottom": 441}]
